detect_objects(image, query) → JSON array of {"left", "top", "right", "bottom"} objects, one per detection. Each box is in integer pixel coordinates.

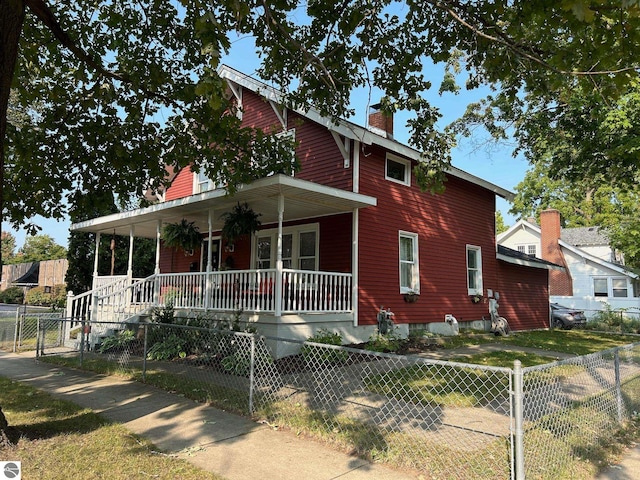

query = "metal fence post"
[
  {"left": 35, "top": 317, "right": 41, "bottom": 358},
  {"left": 513, "top": 360, "right": 525, "bottom": 480},
  {"left": 142, "top": 323, "right": 148, "bottom": 382},
  {"left": 79, "top": 317, "right": 85, "bottom": 367},
  {"left": 12, "top": 308, "right": 19, "bottom": 353},
  {"left": 17, "top": 308, "right": 24, "bottom": 350},
  {"left": 614, "top": 349, "right": 623, "bottom": 423},
  {"left": 248, "top": 334, "right": 256, "bottom": 414}
]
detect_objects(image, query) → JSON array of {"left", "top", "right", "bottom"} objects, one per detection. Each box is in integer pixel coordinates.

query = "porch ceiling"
[{"left": 71, "top": 175, "right": 377, "bottom": 238}]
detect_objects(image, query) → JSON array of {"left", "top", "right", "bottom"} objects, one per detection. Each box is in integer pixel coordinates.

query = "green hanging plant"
[
  {"left": 161, "top": 219, "right": 202, "bottom": 253},
  {"left": 220, "top": 202, "right": 262, "bottom": 245}
]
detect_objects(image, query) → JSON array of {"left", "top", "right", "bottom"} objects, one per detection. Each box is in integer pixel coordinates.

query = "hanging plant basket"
[
  {"left": 220, "top": 202, "right": 262, "bottom": 245},
  {"left": 161, "top": 219, "right": 202, "bottom": 253}
]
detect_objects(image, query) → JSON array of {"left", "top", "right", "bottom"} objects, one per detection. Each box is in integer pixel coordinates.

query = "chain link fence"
[
  {"left": 30, "top": 318, "right": 640, "bottom": 479},
  {"left": 0, "top": 308, "right": 63, "bottom": 352},
  {"left": 520, "top": 344, "right": 640, "bottom": 478}
]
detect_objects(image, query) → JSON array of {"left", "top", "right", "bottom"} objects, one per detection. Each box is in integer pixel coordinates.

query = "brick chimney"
[
  {"left": 368, "top": 103, "right": 393, "bottom": 138},
  {"left": 540, "top": 209, "right": 573, "bottom": 296}
]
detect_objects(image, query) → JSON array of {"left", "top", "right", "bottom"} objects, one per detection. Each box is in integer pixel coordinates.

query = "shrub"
[
  {"left": 24, "top": 284, "right": 67, "bottom": 308},
  {"left": 146, "top": 334, "right": 187, "bottom": 361},
  {"left": 587, "top": 304, "right": 640, "bottom": 334},
  {"left": 98, "top": 329, "right": 137, "bottom": 354},
  {"left": 0, "top": 286, "right": 24, "bottom": 304},
  {"left": 222, "top": 350, "right": 273, "bottom": 377},
  {"left": 300, "top": 329, "right": 347, "bottom": 364},
  {"left": 366, "top": 330, "right": 403, "bottom": 353}
]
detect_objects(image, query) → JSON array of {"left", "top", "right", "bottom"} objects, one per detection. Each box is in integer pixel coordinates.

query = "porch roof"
[{"left": 71, "top": 174, "right": 377, "bottom": 238}]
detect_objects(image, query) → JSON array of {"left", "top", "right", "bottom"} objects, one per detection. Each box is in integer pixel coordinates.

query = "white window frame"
[
  {"left": 516, "top": 244, "right": 537, "bottom": 257},
  {"left": 399, "top": 231, "right": 420, "bottom": 294},
  {"left": 466, "top": 245, "right": 483, "bottom": 295},
  {"left": 612, "top": 277, "right": 629, "bottom": 298},
  {"left": 193, "top": 165, "right": 224, "bottom": 194},
  {"left": 252, "top": 223, "right": 319, "bottom": 271},
  {"left": 593, "top": 276, "right": 630, "bottom": 298},
  {"left": 593, "top": 277, "right": 608, "bottom": 297},
  {"left": 385, "top": 153, "right": 411, "bottom": 186}
]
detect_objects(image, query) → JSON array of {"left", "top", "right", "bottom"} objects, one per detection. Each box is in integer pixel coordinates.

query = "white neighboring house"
[{"left": 497, "top": 209, "right": 640, "bottom": 318}]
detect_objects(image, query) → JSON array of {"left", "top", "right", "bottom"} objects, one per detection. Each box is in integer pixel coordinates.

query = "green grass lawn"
[
  {"left": 442, "top": 329, "right": 639, "bottom": 361},
  {"left": 0, "top": 377, "right": 225, "bottom": 480}
]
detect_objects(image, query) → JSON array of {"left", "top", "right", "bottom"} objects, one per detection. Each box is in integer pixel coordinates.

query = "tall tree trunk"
[
  {"left": 0, "top": 0, "right": 26, "bottom": 441},
  {"left": 0, "top": 0, "right": 26, "bottom": 275}
]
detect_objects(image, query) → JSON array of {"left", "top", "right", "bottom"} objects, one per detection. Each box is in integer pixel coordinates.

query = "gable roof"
[
  {"left": 218, "top": 65, "right": 514, "bottom": 201},
  {"left": 497, "top": 219, "right": 639, "bottom": 280},
  {"left": 561, "top": 226, "right": 609, "bottom": 247}
]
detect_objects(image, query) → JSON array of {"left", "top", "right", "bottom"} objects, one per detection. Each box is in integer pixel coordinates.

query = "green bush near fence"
[
  {"left": 585, "top": 304, "right": 640, "bottom": 334},
  {"left": 0, "top": 286, "right": 24, "bottom": 304},
  {"left": 300, "top": 329, "right": 348, "bottom": 364},
  {"left": 24, "top": 285, "right": 67, "bottom": 308}
]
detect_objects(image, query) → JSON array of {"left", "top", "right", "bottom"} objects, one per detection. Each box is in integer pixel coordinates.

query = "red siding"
[
  {"left": 159, "top": 245, "right": 202, "bottom": 273},
  {"left": 318, "top": 214, "right": 352, "bottom": 272},
  {"left": 165, "top": 166, "right": 194, "bottom": 200},
  {"left": 291, "top": 111, "right": 353, "bottom": 190},
  {"left": 357, "top": 144, "right": 499, "bottom": 326},
  {"left": 497, "top": 263, "right": 550, "bottom": 331}
]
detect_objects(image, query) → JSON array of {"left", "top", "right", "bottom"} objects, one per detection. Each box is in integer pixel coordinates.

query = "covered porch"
[{"left": 68, "top": 175, "right": 376, "bottom": 324}]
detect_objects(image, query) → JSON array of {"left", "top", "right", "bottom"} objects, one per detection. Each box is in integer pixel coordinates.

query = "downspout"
[
  {"left": 274, "top": 193, "right": 284, "bottom": 317},
  {"left": 352, "top": 140, "right": 360, "bottom": 327}
]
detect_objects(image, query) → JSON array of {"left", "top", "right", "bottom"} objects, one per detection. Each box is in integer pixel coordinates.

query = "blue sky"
[{"left": 3, "top": 27, "right": 530, "bottom": 250}]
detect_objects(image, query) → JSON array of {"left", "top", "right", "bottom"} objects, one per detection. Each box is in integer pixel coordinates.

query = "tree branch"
[{"left": 24, "top": 0, "right": 183, "bottom": 108}]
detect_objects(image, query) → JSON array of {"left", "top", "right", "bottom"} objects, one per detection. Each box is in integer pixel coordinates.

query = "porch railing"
[
  {"left": 66, "top": 275, "right": 139, "bottom": 325},
  {"left": 82, "top": 269, "right": 353, "bottom": 324}
]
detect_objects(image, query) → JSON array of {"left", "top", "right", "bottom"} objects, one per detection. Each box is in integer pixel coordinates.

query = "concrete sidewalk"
[{"left": 0, "top": 351, "right": 417, "bottom": 480}]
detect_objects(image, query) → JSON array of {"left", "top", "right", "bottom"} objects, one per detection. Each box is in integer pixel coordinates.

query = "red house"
[{"left": 69, "top": 65, "right": 554, "bottom": 350}]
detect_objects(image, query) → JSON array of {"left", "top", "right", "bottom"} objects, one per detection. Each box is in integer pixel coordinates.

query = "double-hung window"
[
  {"left": 612, "top": 278, "right": 629, "bottom": 297},
  {"left": 467, "top": 245, "right": 483, "bottom": 295},
  {"left": 594, "top": 277, "right": 630, "bottom": 298},
  {"left": 254, "top": 224, "right": 318, "bottom": 271},
  {"left": 399, "top": 232, "right": 419, "bottom": 293}
]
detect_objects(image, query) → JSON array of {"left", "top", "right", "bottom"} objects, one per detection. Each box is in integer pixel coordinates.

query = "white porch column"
[
  {"left": 154, "top": 220, "right": 161, "bottom": 306},
  {"left": 92, "top": 232, "right": 101, "bottom": 290},
  {"left": 155, "top": 220, "right": 161, "bottom": 275},
  {"left": 205, "top": 209, "right": 213, "bottom": 309},
  {"left": 352, "top": 208, "right": 359, "bottom": 327},
  {"left": 274, "top": 193, "right": 285, "bottom": 316},
  {"left": 127, "top": 225, "right": 135, "bottom": 283}
]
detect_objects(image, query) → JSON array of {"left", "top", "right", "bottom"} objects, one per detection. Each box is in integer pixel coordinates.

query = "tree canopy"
[
  {"left": 2, "top": 0, "right": 640, "bottom": 234},
  {"left": 1, "top": 231, "right": 17, "bottom": 264}
]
